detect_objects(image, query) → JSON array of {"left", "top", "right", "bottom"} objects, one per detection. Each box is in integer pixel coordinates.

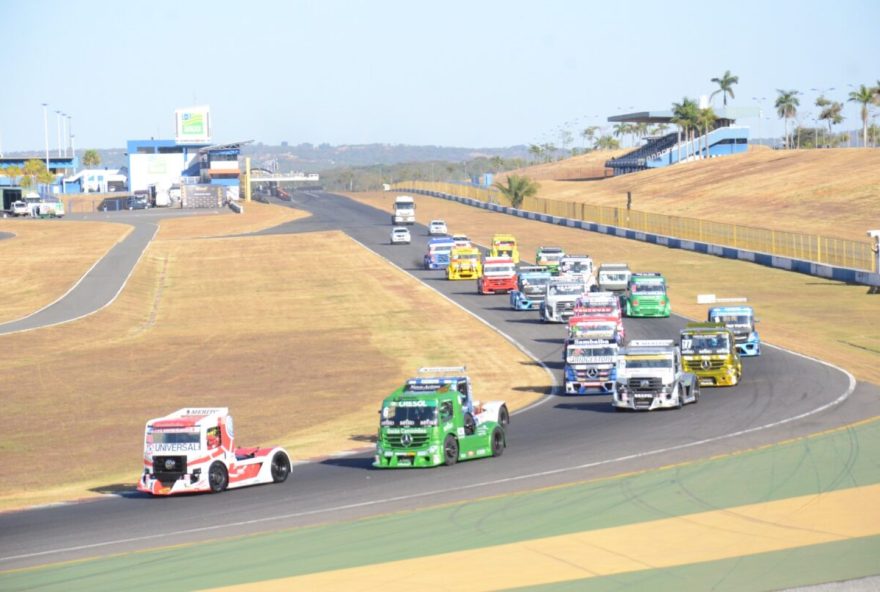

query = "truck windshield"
[
  {"left": 632, "top": 283, "right": 666, "bottom": 294},
  {"left": 149, "top": 428, "right": 200, "bottom": 444},
  {"left": 549, "top": 284, "right": 582, "bottom": 296},
  {"left": 713, "top": 314, "right": 752, "bottom": 329},
  {"left": 381, "top": 404, "right": 437, "bottom": 427},
  {"left": 485, "top": 265, "right": 515, "bottom": 276},
  {"left": 624, "top": 358, "right": 673, "bottom": 369},
  {"left": 567, "top": 346, "right": 616, "bottom": 361},
  {"left": 682, "top": 335, "right": 730, "bottom": 353},
  {"left": 455, "top": 253, "right": 478, "bottom": 261},
  {"left": 561, "top": 261, "right": 591, "bottom": 273},
  {"left": 601, "top": 272, "right": 627, "bottom": 282},
  {"left": 520, "top": 276, "right": 549, "bottom": 288}
]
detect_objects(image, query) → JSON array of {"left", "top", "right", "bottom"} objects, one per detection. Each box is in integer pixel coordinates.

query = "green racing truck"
[
  {"left": 621, "top": 272, "right": 671, "bottom": 317},
  {"left": 374, "top": 372, "right": 506, "bottom": 468}
]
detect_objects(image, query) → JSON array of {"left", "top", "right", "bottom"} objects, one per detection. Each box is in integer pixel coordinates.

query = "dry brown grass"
[
  {"left": 0, "top": 221, "right": 130, "bottom": 323},
  {"left": 497, "top": 150, "right": 628, "bottom": 181},
  {"left": 522, "top": 149, "right": 880, "bottom": 240},
  {"left": 346, "top": 192, "right": 880, "bottom": 387},
  {"left": 0, "top": 220, "right": 547, "bottom": 510},
  {"left": 157, "top": 201, "right": 309, "bottom": 240}
]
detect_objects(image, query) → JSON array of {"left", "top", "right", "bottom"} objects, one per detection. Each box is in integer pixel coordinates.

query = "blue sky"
[{"left": 2, "top": 0, "right": 878, "bottom": 152}]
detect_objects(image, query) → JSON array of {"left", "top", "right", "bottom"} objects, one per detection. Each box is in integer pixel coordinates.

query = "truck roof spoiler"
[
  {"left": 418, "top": 366, "right": 467, "bottom": 375},
  {"left": 628, "top": 339, "right": 675, "bottom": 347}
]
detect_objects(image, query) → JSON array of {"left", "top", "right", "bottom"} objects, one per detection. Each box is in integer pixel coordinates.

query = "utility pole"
[
  {"left": 42, "top": 103, "right": 50, "bottom": 172},
  {"left": 55, "top": 110, "right": 62, "bottom": 157}
]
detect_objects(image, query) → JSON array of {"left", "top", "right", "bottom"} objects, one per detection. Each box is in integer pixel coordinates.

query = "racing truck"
[
  {"left": 539, "top": 278, "right": 586, "bottom": 322},
  {"left": 597, "top": 263, "right": 631, "bottom": 292},
  {"left": 509, "top": 266, "right": 552, "bottom": 310},
  {"left": 478, "top": 256, "right": 517, "bottom": 294},
  {"left": 391, "top": 195, "right": 416, "bottom": 225},
  {"left": 680, "top": 322, "right": 742, "bottom": 387},
  {"left": 612, "top": 340, "right": 700, "bottom": 411},
  {"left": 564, "top": 315, "right": 624, "bottom": 353},
  {"left": 708, "top": 305, "right": 761, "bottom": 357},
  {"left": 490, "top": 233, "right": 520, "bottom": 263},
  {"left": 573, "top": 291, "right": 625, "bottom": 342},
  {"left": 564, "top": 339, "right": 619, "bottom": 395},
  {"left": 424, "top": 236, "right": 455, "bottom": 270},
  {"left": 558, "top": 254, "right": 598, "bottom": 292},
  {"left": 374, "top": 367, "right": 508, "bottom": 468},
  {"left": 535, "top": 246, "right": 566, "bottom": 275},
  {"left": 621, "top": 272, "right": 671, "bottom": 317},
  {"left": 447, "top": 246, "right": 483, "bottom": 280},
  {"left": 137, "top": 407, "right": 291, "bottom": 495}
]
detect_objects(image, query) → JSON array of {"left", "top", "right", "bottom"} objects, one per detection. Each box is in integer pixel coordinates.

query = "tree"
[
  {"left": 816, "top": 95, "right": 844, "bottom": 147},
  {"left": 612, "top": 123, "right": 632, "bottom": 147},
  {"left": 697, "top": 107, "right": 717, "bottom": 158},
  {"left": 710, "top": 70, "right": 739, "bottom": 107},
  {"left": 493, "top": 175, "right": 539, "bottom": 209},
  {"left": 541, "top": 143, "right": 557, "bottom": 162},
  {"left": 775, "top": 90, "right": 800, "bottom": 149},
  {"left": 21, "top": 159, "right": 54, "bottom": 189},
  {"left": 581, "top": 126, "right": 599, "bottom": 150},
  {"left": 528, "top": 144, "right": 543, "bottom": 162},
  {"left": 672, "top": 97, "right": 700, "bottom": 161},
  {"left": 594, "top": 135, "right": 620, "bottom": 150},
  {"left": 82, "top": 149, "right": 101, "bottom": 168},
  {"left": 848, "top": 84, "right": 876, "bottom": 147},
  {"left": 2, "top": 165, "right": 22, "bottom": 185}
]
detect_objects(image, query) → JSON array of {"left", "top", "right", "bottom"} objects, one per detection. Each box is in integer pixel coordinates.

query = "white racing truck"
[
  {"left": 539, "top": 278, "right": 586, "bottom": 323},
  {"left": 558, "top": 254, "right": 597, "bottom": 292},
  {"left": 597, "top": 263, "right": 631, "bottom": 293},
  {"left": 612, "top": 340, "right": 700, "bottom": 411},
  {"left": 564, "top": 340, "right": 619, "bottom": 395},
  {"left": 403, "top": 367, "right": 510, "bottom": 428}
]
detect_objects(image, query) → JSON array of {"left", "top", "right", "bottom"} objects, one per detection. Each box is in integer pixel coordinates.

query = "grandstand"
[{"left": 605, "top": 109, "right": 749, "bottom": 176}]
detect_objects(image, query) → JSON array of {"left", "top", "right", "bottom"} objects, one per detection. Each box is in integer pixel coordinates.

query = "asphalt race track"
[{"left": 2, "top": 192, "right": 879, "bottom": 570}]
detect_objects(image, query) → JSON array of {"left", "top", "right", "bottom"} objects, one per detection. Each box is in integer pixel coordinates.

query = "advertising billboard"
[{"left": 175, "top": 106, "right": 211, "bottom": 144}]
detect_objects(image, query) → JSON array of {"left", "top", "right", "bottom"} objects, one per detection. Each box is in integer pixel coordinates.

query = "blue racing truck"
[
  {"left": 707, "top": 305, "right": 761, "bottom": 357},
  {"left": 509, "top": 266, "right": 552, "bottom": 310}
]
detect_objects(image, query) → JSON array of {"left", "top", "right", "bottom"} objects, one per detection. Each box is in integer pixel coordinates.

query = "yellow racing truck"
[
  {"left": 679, "top": 322, "right": 742, "bottom": 387},
  {"left": 447, "top": 246, "right": 483, "bottom": 280},
  {"left": 490, "top": 233, "right": 520, "bottom": 263}
]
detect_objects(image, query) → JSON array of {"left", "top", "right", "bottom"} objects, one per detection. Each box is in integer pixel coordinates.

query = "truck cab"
[
  {"left": 478, "top": 256, "right": 517, "bottom": 294},
  {"left": 558, "top": 255, "right": 597, "bottom": 291},
  {"left": 708, "top": 306, "right": 761, "bottom": 357},
  {"left": 490, "top": 234, "right": 519, "bottom": 263},
  {"left": 447, "top": 246, "right": 483, "bottom": 280},
  {"left": 621, "top": 272, "right": 671, "bottom": 317},
  {"left": 680, "top": 322, "right": 742, "bottom": 387},
  {"left": 564, "top": 340, "right": 619, "bottom": 395},
  {"left": 539, "top": 278, "right": 585, "bottom": 322},
  {"left": 597, "top": 263, "right": 631, "bottom": 293},
  {"left": 535, "top": 246, "right": 566, "bottom": 275},
  {"left": 510, "top": 266, "right": 551, "bottom": 310},
  {"left": 612, "top": 340, "right": 699, "bottom": 411},
  {"left": 374, "top": 367, "right": 507, "bottom": 468},
  {"left": 391, "top": 195, "right": 416, "bottom": 225},
  {"left": 424, "top": 237, "right": 455, "bottom": 270},
  {"left": 137, "top": 407, "right": 291, "bottom": 495}
]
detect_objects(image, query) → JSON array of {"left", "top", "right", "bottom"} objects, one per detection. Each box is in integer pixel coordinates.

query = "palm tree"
[
  {"left": 528, "top": 144, "right": 543, "bottom": 162},
  {"left": 493, "top": 175, "right": 539, "bottom": 209},
  {"left": 82, "top": 149, "right": 101, "bottom": 168},
  {"left": 697, "top": 107, "right": 717, "bottom": 158},
  {"left": 594, "top": 135, "right": 620, "bottom": 150},
  {"left": 848, "top": 84, "right": 876, "bottom": 147},
  {"left": 710, "top": 70, "right": 739, "bottom": 107},
  {"left": 581, "top": 126, "right": 599, "bottom": 150},
  {"left": 775, "top": 90, "right": 800, "bottom": 149},
  {"left": 672, "top": 97, "right": 699, "bottom": 161},
  {"left": 816, "top": 96, "right": 844, "bottom": 147},
  {"left": 2, "top": 165, "right": 22, "bottom": 185}
]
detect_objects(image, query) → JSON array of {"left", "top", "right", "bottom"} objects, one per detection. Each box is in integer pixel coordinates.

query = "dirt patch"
[
  {"left": 346, "top": 191, "right": 880, "bottom": 386},
  {"left": 0, "top": 220, "right": 130, "bottom": 323},
  {"left": 0, "top": 225, "right": 547, "bottom": 510}
]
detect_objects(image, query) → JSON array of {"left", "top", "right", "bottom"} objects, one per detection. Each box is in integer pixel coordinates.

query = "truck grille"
[
  {"left": 576, "top": 367, "right": 612, "bottom": 380},
  {"left": 686, "top": 359, "right": 726, "bottom": 371},
  {"left": 556, "top": 301, "right": 575, "bottom": 317},
  {"left": 633, "top": 394, "right": 655, "bottom": 409},
  {"left": 152, "top": 455, "right": 187, "bottom": 484},
  {"left": 627, "top": 377, "right": 662, "bottom": 393},
  {"left": 384, "top": 433, "right": 429, "bottom": 448}
]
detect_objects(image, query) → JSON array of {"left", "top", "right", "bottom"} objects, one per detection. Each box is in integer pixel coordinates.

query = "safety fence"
[{"left": 392, "top": 181, "right": 875, "bottom": 273}]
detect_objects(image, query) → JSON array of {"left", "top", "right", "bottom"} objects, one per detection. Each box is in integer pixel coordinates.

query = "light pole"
[
  {"left": 752, "top": 97, "right": 767, "bottom": 141},
  {"left": 55, "top": 110, "right": 62, "bottom": 157},
  {"left": 42, "top": 102, "right": 50, "bottom": 172},
  {"left": 70, "top": 135, "right": 76, "bottom": 172},
  {"left": 61, "top": 113, "right": 67, "bottom": 157},
  {"left": 67, "top": 115, "right": 73, "bottom": 159}
]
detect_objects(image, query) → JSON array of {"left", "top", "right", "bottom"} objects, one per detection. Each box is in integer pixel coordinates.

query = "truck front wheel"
[
  {"left": 443, "top": 435, "right": 459, "bottom": 466},
  {"left": 491, "top": 427, "right": 505, "bottom": 457},
  {"left": 208, "top": 462, "right": 228, "bottom": 493},
  {"left": 271, "top": 452, "right": 291, "bottom": 483},
  {"left": 498, "top": 405, "right": 510, "bottom": 427}
]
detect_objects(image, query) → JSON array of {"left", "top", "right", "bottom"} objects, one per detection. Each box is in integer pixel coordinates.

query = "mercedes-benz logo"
[
  {"left": 164, "top": 459, "right": 176, "bottom": 470},
  {"left": 401, "top": 433, "right": 413, "bottom": 447},
  {"left": 701, "top": 360, "right": 712, "bottom": 370},
  {"left": 640, "top": 379, "right": 650, "bottom": 388},
  {"left": 586, "top": 368, "right": 599, "bottom": 378}
]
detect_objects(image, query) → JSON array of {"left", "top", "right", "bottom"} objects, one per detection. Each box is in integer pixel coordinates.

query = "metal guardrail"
[{"left": 391, "top": 181, "right": 875, "bottom": 273}]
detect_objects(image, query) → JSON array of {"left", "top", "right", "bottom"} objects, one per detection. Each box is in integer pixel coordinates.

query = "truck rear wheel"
[
  {"left": 443, "top": 435, "right": 459, "bottom": 466},
  {"left": 208, "top": 462, "right": 228, "bottom": 493},
  {"left": 271, "top": 452, "right": 291, "bottom": 483},
  {"left": 491, "top": 427, "right": 505, "bottom": 457}
]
